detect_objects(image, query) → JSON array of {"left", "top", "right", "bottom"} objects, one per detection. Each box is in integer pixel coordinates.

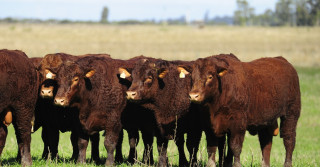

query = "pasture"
[{"left": 0, "top": 24, "right": 319, "bottom": 166}]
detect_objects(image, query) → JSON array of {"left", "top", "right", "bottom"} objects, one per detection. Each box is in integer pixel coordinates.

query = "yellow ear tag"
[
  {"left": 46, "top": 72, "right": 53, "bottom": 79},
  {"left": 179, "top": 71, "right": 186, "bottom": 78},
  {"left": 120, "top": 71, "right": 126, "bottom": 79}
]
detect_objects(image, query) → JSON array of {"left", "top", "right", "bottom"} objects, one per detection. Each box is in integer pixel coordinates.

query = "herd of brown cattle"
[{"left": 0, "top": 49, "right": 300, "bottom": 167}]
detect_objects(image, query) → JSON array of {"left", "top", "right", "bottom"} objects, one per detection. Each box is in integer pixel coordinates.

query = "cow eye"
[
  {"left": 207, "top": 75, "right": 213, "bottom": 80},
  {"left": 145, "top": 76, "right": 153, "bottom": 83},
  {"left": 73, "top": 77, "right": 79, "bottom": 82}
]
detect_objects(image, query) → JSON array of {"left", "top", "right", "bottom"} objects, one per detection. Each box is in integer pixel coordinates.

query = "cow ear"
[
  {"left": 85, "top": 70, "right": 95, "bottom": 78},
  {"left": 158, "top": 69, "right": 169, "bottom": 79},
  {"left": 217, "top": 68, "right": 227, "bottom": 77},
  {"left": 45, "top": 69, "right": 56, "bottom": 79},
  {"left": 177, "top": 66, "right": 190, "bottom": 78},
  {"left": 118, "top": 68, "right": 131, "bottom": 79}
]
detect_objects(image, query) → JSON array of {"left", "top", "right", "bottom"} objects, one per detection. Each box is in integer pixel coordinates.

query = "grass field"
[{"left": 0, "top": 24, "right": 319, "bottom": 166}]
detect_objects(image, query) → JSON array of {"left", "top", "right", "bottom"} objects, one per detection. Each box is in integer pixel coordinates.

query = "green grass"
[{"left": 0, "top": 67, "right": 319, "bottom": 166}]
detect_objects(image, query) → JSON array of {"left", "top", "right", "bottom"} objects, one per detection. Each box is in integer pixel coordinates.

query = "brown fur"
[
  {"left": 33, "top": 53, "right": 100, "bottom": 162},
  {"left": 29, "top": 57, "right": 43, "bottom": 69},
  {"left": 0, "top": 49, "right": 39, "bottom": 166},
  {"left": 124, "top": 59, "right": 203, "bottom": 166},
  {"left": 53, "top": 55, "right": 156, "bottom": 165},
  {"left": 189, "top": 54, "right": 301, "bottom": 167}
]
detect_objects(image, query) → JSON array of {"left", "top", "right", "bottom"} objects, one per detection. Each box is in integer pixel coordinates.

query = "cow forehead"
[
  {"left": 194, "top": 60, "right": 216, "bottom": 74},
  {"left": 133, "top": 63, "right": 155, "bottom": 78},
  {"left": 58, "top": 64, "right": 82, "bottom": 78}
]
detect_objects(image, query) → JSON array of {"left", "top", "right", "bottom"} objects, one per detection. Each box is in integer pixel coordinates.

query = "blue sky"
[{"left": 0, "top": 0, "right": 278, "bottom": 21}]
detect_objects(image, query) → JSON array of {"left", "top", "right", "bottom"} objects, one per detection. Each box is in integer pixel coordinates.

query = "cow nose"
[
  {"left": 126, "top": 91, "right": 137, "bottom": 100},
  {"left": 54, "top": 97, "right": 67, "bottom": 106},
  {"left": 189, "top": 93, "right": 200, "bottom": 101},
  {"left": 41, "top": 89, "right": 53, "bottom": 97},
  {"left": 40, "top": 86, "right": 54, "bottom": 98}
]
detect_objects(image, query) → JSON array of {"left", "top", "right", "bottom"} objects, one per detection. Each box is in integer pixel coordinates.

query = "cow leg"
[
  {"left": 115, "top": 129, "right": 124, "bottom": 163},
  {"left": 89, "top": 133, "right": 100, "bottom": 163},
  {"left": 175, "top": 132, "right": 188, "bottom": 166},
  {"left": 224, "top": 134, "right": 234, "bottom": 167},
  {"left": 156, "top": 136, "right": 169, "bottom": 167},
  {"left": 104, "top": 121, "right": 122, "bottom": 166},
  {"left": 218, "top": 135, "right": 226, "bottom": 167},
  {"left": 13, "top": 106, "right": 33, "bottom": 166},
  {"left": 0, "top": 124, "right": 8, "bottom": 155},
  {"left": 47, "top": 128, "right": 59, "bottom": 159},
  {"left": 186, "top": 129, "right": 202, "bottom": 166},
  {"left": 229, "top": 131, "right": 245, "bottom": 167},
  {"left": 141, "top": 129, "right": 154, "bottom": 165},
  {"left": 41, "top": 127, "right": 49, "bottom": 159},
  {"left": 127, "top": 129, "right": 139, "bottom": 164},
  {"left": 258, "top": 128, "right": 273, "bottom": 167},
  {"left": 77, "top": 133, "right": 89, "bottom": 164},
  {"left": 205, "top": 130, "right": 218, "bottom": 167},
  {"left": 280, "top": 115, "right": 298, "bottom": 167},
  {"left": 70, "top": 130, "right": 79, "bottom": 161}
]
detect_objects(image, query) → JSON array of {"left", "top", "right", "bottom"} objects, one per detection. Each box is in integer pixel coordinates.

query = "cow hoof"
[
  {"left": 284, "top": 161, "right": 292, "bottom": 167},
  {"left": 206, "top": 159, "right": 216, "bottom": 167},
  {"left": 105, "top": 159, "right": 114, "bottom": 166},
  {"left": 77, "top": 159, "right": 86, "bottom": 164},
  {"left": 115, "top": 156, "right": 123, "bottom": 163},
  {"left": 21, "top": 159, "right": 32, "bottom": 167}
]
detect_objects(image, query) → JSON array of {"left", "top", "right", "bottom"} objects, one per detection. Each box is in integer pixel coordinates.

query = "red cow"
[
  {"left": 0, "top": 49, "right": 39, "bottom": 166},
  {"left": 179, "top": 54, "right": 300, "bottom": 167}
]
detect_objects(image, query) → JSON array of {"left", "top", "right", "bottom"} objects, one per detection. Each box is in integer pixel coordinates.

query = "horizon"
[{"left": 0, "top": 0, "right": 277, "bottom": 22}]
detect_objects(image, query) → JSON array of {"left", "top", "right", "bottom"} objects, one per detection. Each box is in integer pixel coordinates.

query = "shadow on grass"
[
  {"left": 0, "top": 156, "right": 105, "bottom": 166},
  {"left": 1, "top": 156, "right": 210, "bottom": 166}
]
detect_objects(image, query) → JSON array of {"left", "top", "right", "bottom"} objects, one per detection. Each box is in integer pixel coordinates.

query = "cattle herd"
[{"left": 0, "top": 49, "right": 301, "bottom": 167}]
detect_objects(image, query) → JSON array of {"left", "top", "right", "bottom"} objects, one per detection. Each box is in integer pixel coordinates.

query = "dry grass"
[{"left": 0, "top": 24, "right": 319, "bottom": 67}]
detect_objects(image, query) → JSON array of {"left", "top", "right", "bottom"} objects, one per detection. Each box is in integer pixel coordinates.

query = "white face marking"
[
  {"left": 120, "top": 71, "right": 126, "bottom": 79},
  {"left": 46, "top": 72, "right": 53, "bottom": 79},
  {"left": 179, "top": 71, "right": 186, "bottom": 78}
]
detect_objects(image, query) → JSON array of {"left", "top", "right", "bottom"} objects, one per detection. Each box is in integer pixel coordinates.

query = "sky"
[{"left": 0, "top": 0, "right": 278, "bottom": 21}]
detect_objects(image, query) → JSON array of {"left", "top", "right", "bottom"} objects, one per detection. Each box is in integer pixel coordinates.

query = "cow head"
[
  {"left": 39, "top": 78, "right": 58, "bottom": 98},
  {"left": 180, "top": 58, "right": 228, "bottom": 103},
  {"left": 119, "top": 59, "right": 167, "bottom": 101},
  {"left": 54, "top": 62, "right": 95, "bottom": 107},
  {"left": 38, "top": 69, "right": 58, "bottom": 98}
]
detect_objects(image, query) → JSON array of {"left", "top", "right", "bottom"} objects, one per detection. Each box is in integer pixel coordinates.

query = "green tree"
[
  {"left": 256, "top": 9, "right": 276, "bottom": 26},
  {"left": 100, "top": 6, "right": 109, "bottom": 23},
  {"left": 275, "top": 0, "right": 295, "bottom": 26},
  {"left": 233, "top": 0, "right": 255, "bottom": 26},
  {"left": 296, "top": 0, "right": 312, "bottom": 25},
  {"left": 308, "top": 0, "right": 320, "bottom": 25}
]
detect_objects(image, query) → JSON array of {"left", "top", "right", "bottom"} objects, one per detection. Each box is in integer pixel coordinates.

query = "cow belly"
[{"left": 82, "top": 113, "right": 107, "bottom": 135}]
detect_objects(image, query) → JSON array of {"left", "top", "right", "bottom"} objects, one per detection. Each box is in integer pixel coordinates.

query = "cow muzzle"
[
  {"left": 54, "top": 97, "right": 69, "bottom": 106},
  {"left": 189, "top": 92, "right": 201, "bottom": 102},
  {"left": 126, "top": 91, "right": 138, "bottom": 100},
  {"left": 40, "top": 86, "right": 54, "bottom": 98}
]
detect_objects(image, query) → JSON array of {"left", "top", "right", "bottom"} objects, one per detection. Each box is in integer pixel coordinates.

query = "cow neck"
[
  {"left": 74, "top": 84, "right": 92, "bottom": 122},
  {"left": 146, "top": 78, "right": 190, "bottom": 125},
  {"left": 206, "top": 91, "right": 222, "bottom": 115}
]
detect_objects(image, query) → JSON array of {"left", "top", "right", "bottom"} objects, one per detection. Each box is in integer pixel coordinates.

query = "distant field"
[
  {"left": 0, "top": 24, "right": 319, "bottom": 67},
  {"left": 0, "top": 24, "right": 319, "bottom": 166}
]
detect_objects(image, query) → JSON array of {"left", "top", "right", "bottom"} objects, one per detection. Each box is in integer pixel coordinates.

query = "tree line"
[
  {"left": 1, "top": 0, "right": 319, "bottom": 26},
  {"left": 234, "top": 0, "right": 320, "bottom": 26}
]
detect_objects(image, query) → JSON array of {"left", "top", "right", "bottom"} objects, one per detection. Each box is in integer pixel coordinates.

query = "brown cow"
[
  {"left": 52, "top": 55, "right": 157, "bottom": 165},
  {"left": 0, "top": 49, "right": 39, "bottom": 166},
  {"left": 180, "top": 54, "right": 300, "bottom": 167},
  {"left": 29, "top": 57, "right": 43, "bottom": 68},
  {"left": 120, "top": 59, "right": 203, "bottom": 166},
  {"left": 33, "top": 53, "right": 100, "bottom": 161}
]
